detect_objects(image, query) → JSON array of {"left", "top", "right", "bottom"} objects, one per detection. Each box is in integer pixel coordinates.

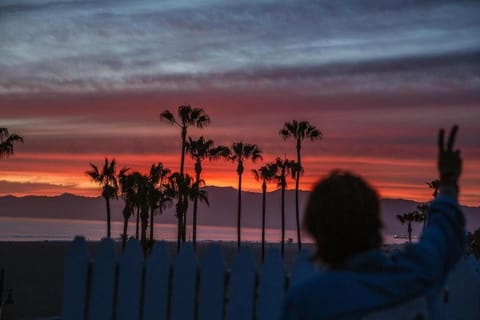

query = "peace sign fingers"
[
  {"left": 447, "top": 125, "right": 458, "bottom": 151},
  {"left": 437, "top": 125, "right": 462, "bottom": 189}
]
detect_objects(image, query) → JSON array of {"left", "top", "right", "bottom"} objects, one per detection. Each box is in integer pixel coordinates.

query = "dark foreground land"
[{"left": 0, "top": 240, "right": 319, "bottom": 319}]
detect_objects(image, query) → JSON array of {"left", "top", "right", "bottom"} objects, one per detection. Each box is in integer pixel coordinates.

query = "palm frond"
[{"left": 160, "top": 110, "right": 176, "bottom": 124}]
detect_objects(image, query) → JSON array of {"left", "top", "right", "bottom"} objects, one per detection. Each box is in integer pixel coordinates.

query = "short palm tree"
[
  {"left": 422, "top": 179, "right": 440, "bottom": 230},
  {"left": 86, "top": 158, "right": 119, "bottom": 239},
  {"left": 252, "top": 162, "right": 277, "bottom": 261},
  {"left": 273, "top": 157, "right": 297, "bottom": 257},
  {"left": 188, "top": 179, "right": 209, "bottom": 245},
  {"left": 127, "top": 171, "right": 143, "bottom": 240},
  {"left": 185, "top": 136, "right": 229, "bottom": 247},
  {"left": 119, "top": 167, "right": 134, "bottom": 250},
  {"left": 136, "top": 174, "right": 151, "bottom": 246},
  {"left": 280, "top": 120, "right": 321, "bottom": 251},
  {"left": 229, "top": 142, "right": 263, "bottom": 249},
  {"left": 466, "top": 228, "right": 480, "bottom": 259},
  {"left": 426, "top": 180, "right": 440, "bottom": 198},
  {"left": 0, "top": 128, "right": 23, "bottom": 158},
  {"left": 168, "top": 172, "right": 197, "bottom": 249},
  {"left": 396, "top": 210, "right": 424, "bottom": 243},
  {"left": 147, "top": 163, "right": 172, "bottom": 242}
]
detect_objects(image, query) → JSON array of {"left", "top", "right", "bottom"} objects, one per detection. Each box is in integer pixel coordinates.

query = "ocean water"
[
  {"left": 0, "top": 216, "right": 302, "bottom": 242},
  {"left": 0, "top": 216, "right": 406, "bottom": 244}
]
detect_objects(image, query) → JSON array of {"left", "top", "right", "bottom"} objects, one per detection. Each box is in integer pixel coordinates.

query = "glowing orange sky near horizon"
[
  {"left": 1, "top": 149, "right": 479, "bottom": 206},
  {"left": 1, "top": 90, "right": 480, "bottom": 207}
]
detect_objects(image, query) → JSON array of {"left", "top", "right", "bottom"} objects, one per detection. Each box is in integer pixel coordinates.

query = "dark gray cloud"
[{"left": 1, "top": 0, "right": 479, "bottom": 94}]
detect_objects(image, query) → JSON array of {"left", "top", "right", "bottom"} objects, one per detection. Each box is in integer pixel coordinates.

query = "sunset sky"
[{"left": 1, "top": 0, "right": 479, "bottom": 206}]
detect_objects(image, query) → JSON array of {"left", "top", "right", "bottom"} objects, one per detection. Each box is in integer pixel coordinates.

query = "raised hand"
[{"left": 437, "top": 125, "right": 462, "bottom": 187}]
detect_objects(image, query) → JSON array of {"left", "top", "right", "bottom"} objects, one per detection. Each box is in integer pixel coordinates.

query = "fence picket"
[
  {"left": 198, "top": 244, "right": 226, "bottom": 320},
  {"left": 62, "top": 236, "right": 90, "bottom": 320},
  {"left": 88, "top": 238, "right": 117, "bottom": 320},
  {"left": 467, "top": 255, "right": 479, "bottom": 276},
  {"left": 117, "top": 238, "right": 144, "bottom": 320},
  {"left": 143, "top": 241, "right": 171, "bottom": 320},
  {"left": 444, "top": 257, "right": 480, "bottom": 320},
  {"left": 170, "top": 242, "right": 197, "bottom": 320},
  {"left": 257, "top": 248, "right": 286, "bottom": 320},
  {"left": 226, "top": 246, "right": 256, "bottom": 320}
]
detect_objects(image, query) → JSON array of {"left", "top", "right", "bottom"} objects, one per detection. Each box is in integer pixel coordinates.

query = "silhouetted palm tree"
[
  {"left": 426, "top": 179, "right": 440, "bottom": 198},
  {"left": 466, "top": 228, "right": 480, "bottom": 259},
  {"left": 127, "top": 171, "right": 143, "bottom": 240},
  {"left": 160, "top": 105, "right": 210, "bottom": 242},
  {"left": 147, "top": 163, "right": 172, "bottom": 243},
  {"left": 136, "top": 174, "right": 151, "bottom": 246},
  {"left": 417, "top": 203, "right": 429, "bottom": 232},
  {"left": 273, "top": 157, "right": 297, "bottom": 257},
  {"left": 0, "top": 128, "right": 23, "bottom": 158},
  {"left": 168, "top": 172, "right": 199, "bottom": 249},
  {"left": 252, "top": 162, "right": 277, "bottom": 261},
  {"left": 86, "top": 158, "right": 119, "bottom": 238},
  {"left": 229, "top": 142, "right": 263, "bottom": 249},
  {"left": 421, "top": 179, "right": 440, "bottom": 230},
  {"left": 280, "top": 120, "right": 321, "bottom": 251},
  {"left": 185, "top": 136, "right": 230, "bottom": 247},
  {"left": 188, "top": 179, "right": 209, "bottom": 243},
  {"left": 119, "top": 167, "right": 134, "bottom": 250},
  {"left": 396, "top": 210, "right": 424, "bottom": 243}
]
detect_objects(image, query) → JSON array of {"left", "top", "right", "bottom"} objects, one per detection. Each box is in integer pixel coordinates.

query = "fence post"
[
  {"left": 226, "top": 246, "right": 256, "bottom": 320},
  {"left": 257, "top": 247, "right": 286, "bottom": 320},
  {"left": 88, "top": 238, "right": 117, "bottom": 320},
  {"left": 62, "top": 236, "right": 90, "bottom": 320},
  {"left": 170, "top": 242, "right": 197, "bottom": 320},
  {"left": 198, "top": 244, "right": 226, "bottom": 320},
  {"left": 117, "top": 238, "right": 144, "bottom": 320},
  {"left": 143, "top": 241, "right": 171, "bottom": 320}
]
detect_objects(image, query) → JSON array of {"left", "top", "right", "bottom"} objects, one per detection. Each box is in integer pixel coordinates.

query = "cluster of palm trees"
[
  {"left": 87, "top": 104, "right": 322, "bottom": 254},
  {"left": 87, "top": 159, "right": 176, "bottom": 251}
]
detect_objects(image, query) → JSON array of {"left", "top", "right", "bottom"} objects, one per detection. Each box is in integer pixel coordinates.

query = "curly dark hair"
[{"left": 303, "top": 170, "right": 383, "bottom": 268}]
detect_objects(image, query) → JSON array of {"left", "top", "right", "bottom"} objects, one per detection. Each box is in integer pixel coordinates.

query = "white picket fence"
[{"left": 62, "top": 236, "right": 480, "bottom": 320}]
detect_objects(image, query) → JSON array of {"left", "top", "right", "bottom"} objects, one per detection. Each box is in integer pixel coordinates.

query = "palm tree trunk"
[
  {"left": 135, "top": 207, "right": 140, "bottom": 239},
  {"left": 408, "top": 222, "right": 412, "bottom": 243},
  {"left": 237, "top": 173, "right": 242, "bottom": 249},
  {"left": 182, "top": 197, "right": 189, "bottom": 242},
  {"left": 105, "top": 197, "right": 111, "bottom": 239},
  {"left": 176, "top": 192, "right": 183, "bottom": 245},
  {"left": 261, "top": 182, "right": 266, "bottom": 262},
  {"left": 281, "top": 186, "right": 286, "bottom": 257},
  {"left": 149, "top": 207, "right": 155, "bottom": 242},
  {"left": 193, "top": 168, "right": 201, "bottom": 249},
  {"left": 295, "top": 176, "right": 301, "bottom": 251},
  {"left": 183, "top": 199, "right": 188, "bottom": 242},
  {"left": 176, "top": 202, "right": 183, "bottom": 251},
  {"left": 296, "top": 140, "right": 302, "bottom": 251},
  {"left": 193, "top": 196, "right": 199, "bottom": 248},
  {"left": 141, "top": 210, "right": 148, "bottom": 247},
  {"left": 122, "top": 217, "right": 129, "bottom": 250},
  {"left": 180, "top": 127, "right": 187, "bottom": 176},
  {"left": 177, "top": 127, "right": 187, "bottom": 248}
]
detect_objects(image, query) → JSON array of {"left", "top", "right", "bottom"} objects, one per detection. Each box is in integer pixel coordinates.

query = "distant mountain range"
[{"left": 0, "top": 186, "right": 479, "bottom": 236}]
